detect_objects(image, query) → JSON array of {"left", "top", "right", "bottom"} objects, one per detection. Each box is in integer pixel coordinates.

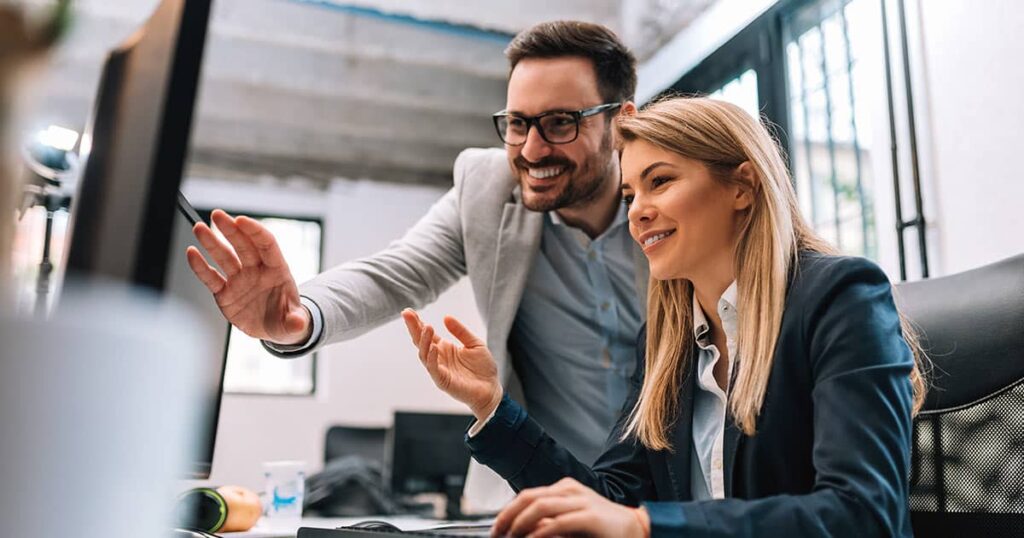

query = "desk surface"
[{"left": 224, "top": 515, "right": 492, "bottom": 538}]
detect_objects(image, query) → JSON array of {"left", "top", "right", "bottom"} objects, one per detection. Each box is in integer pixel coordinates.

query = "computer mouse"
[{"left": 348, "top": 519, "right": 405, "bottom": 532}]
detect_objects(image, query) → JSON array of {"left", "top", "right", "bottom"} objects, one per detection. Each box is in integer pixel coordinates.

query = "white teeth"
[
  {"left": 643, "top": 230, "right": 675, "bottom": 247},
  {"left": 528, "top": 166, "right": 565, "bottom": 179}
]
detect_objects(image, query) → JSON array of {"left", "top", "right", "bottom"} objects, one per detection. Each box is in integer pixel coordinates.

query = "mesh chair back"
[{"left": 895, "top": 254, "right": 1024, "bottom": 536}]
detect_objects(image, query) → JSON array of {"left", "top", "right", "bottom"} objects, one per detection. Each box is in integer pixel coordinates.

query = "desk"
[{"left": 224, "top": 515, "right": 490, "bottom": 538}]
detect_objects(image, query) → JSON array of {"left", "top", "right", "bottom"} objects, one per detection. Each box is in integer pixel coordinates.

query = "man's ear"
[
  {"left": 734, "top": 161, "right": 759, "bottom": 211},
  {"left": 620, "top": 101, "right": 638, "bottom": 117}
]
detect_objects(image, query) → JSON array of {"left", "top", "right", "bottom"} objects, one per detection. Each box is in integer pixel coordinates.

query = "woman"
[{"left": 401, "top": 97, "right": 925, "bottom": 538}]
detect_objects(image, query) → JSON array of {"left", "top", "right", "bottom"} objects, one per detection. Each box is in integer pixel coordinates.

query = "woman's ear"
[{"left": 734, "top": 161, "right": 759, "bottom": 211}]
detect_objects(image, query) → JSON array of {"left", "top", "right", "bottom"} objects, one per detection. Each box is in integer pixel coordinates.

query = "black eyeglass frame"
[{"left": 492, "top": 102, "right": 622, "bottom": 146}]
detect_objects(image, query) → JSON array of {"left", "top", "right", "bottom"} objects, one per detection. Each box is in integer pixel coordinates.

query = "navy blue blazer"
[{"left": 468, "top": 253, "right": 915, "bottom": 537}]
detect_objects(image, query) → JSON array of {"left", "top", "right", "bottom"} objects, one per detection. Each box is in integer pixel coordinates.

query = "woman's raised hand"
[{"left": 401, "top": 309, "right": 503, "bottom": 420}]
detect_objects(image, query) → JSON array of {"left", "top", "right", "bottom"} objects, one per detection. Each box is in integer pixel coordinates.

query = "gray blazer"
[
  {"left": 297, "top": 147, "right": 648, "bottom": 390},
  {"left": 293, "top": 147, "right": 648, "bottom": 508}
]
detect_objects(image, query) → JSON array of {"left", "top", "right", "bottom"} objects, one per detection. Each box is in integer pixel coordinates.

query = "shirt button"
[
  {"left": 587, "top": 251, "right": 596, "bottom": 261},
  {"left": 713, "top": 458, "right": 723, "bottom": 470},
  {"left": 600, "top": 301, "right": 610, "bottom": 311}
]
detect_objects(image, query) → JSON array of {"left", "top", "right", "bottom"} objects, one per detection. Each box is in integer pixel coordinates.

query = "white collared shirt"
[{"left": 689, "top": 282, "right": 739, "bottom": 500}]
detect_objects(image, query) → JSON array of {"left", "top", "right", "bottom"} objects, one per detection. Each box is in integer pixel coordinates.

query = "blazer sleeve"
[
  {"left": 265, "top": 152, "right": 474, "bottom": 358},
  {"left": 466, "top": 329, "right": 657, "bottom": 506},
  {"left": 645, "top": 258, "right": 916, "bottom": 538}
]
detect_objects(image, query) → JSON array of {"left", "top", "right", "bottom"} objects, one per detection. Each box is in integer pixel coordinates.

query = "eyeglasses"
[{"left": 492, "top": 102, "right": 621, "bottom": 146}]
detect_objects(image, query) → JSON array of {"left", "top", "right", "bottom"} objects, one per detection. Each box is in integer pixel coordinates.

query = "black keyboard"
[{"left": 297, "top": 524, "right": 493, "bottom": 538}]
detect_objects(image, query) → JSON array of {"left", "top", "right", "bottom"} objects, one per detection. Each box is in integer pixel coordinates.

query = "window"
[
  {"left": 667, "top": 0, "right": 929, "bottom": 280},
  {"left": 709, "top": 69, "right": 761, "bottom": 120},
  {"left": 202, "top": 210, "right": 324, "bottom": 395},
  {"left": 784, "top": 0, "right": 883, "bottom": 260}
]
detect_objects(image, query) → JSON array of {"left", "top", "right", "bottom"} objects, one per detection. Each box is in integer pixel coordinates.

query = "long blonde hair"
[{"left": 617, "top": 97, "right": 926, "bottom": 448}]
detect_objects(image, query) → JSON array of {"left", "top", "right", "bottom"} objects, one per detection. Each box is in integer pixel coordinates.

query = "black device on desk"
[{"left": 387, "top": 412, "right": 476, "bottom": 520}]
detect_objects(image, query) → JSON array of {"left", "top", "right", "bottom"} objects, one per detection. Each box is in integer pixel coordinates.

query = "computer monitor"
[
  {"left": 59, "top": 0, "right": 225, "bottom": 478},
  {"left": 63, "top": 0, "right": 211, "bottom": 291},
  {"left": 388, "top": 411, "right": 475, "bottom": 519},
  {"left": 170, "top": 194, "right": 231, "bottom": 478}
]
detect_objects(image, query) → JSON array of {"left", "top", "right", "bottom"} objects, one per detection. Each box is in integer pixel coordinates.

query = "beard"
[{"left": 513, "top": 131, "right": 615, "bottom": 213}]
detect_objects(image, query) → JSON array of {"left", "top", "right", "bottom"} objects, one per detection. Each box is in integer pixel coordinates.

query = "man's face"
[{"left": 504, "top": 56, "right": 617, "bottom": 212}]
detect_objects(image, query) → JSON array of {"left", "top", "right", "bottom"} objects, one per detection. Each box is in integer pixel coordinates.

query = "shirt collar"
[
  {"left": 548, "top": 202, "right": 629, "bottom": 230},
  {"left": 548, "top": 203, "right": 629, "bottom": 249},
  {"left": 692, "top": 281, "right": 739, "bottom": 346}
]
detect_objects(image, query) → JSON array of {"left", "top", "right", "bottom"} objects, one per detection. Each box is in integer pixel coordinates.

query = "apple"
[{"left": 217, "top": 485, "right": 262, "bottom": 532}]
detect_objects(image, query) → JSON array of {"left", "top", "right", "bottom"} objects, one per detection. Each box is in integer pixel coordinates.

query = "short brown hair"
[{"left": 505, "top": 21, "right": 637, "bottom": 104}]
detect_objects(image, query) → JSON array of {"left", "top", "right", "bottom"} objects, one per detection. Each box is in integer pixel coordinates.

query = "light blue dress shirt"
[
  {"left": 507, "top": 204, "right": 643, "bottom": 466},
  {"left": 273, "top": 205, "right": 643, "bottom": 468},
  {"left": 690, "top": 282, "right": 739, "bottom": 500}
]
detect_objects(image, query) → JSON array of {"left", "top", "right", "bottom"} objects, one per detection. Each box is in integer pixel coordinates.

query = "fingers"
[
  {"left": 443, "top": 315, "right": 484, "bottom": 348},
  {"left": 417, "top": 324, "right": 434, "bottom": 365},
  {"left": 234, "top": 215, "right": 289, "bottom": 269},
  {"left": 186, "top": 246, "right": 226, "bottom": 294},
  {"left": 493, "top": 485, "right": 556, "bottom": 537},
  {"left": 493, "top": 480, "right": 589, "bottom": 537},
  {"left": 193, "top": 222, "right": 242, "bottom": 277},
  {"left": 526, "top": 510, "right": 594, "bottom": 538},
  {"left": 211, "top": 210, "right": 261, "bottom": 267},
  {"left": 401, "top": 309, "right": 424, "bottom": 346},
  {"left": 507, "top": 496, "right": 586, "bottom": 537}
]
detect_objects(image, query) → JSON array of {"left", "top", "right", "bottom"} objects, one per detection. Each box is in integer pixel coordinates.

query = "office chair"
[
  {"left": 895, "top": 253, "right": 1024, "bottom": 537},
  {"left": 324, "top": 426, "right": 388, "bottom": 465},
  {"left": 305, "top": 425, "right": 398, "bottom": 517}
]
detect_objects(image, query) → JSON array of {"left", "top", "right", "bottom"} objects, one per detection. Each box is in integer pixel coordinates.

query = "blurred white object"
[
  {"left": 262, "top": 460, "right": 306, "bottom": 527},
  {"left": 0, "top": 280, "right": 217, "bottom": 538}
]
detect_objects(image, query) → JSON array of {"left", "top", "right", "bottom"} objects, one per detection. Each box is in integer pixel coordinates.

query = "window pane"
[
  {"left": 214, "top": 215, "right": 323, "bottom": 395},
  {"left": 784, "top": 0, "right": 885, "bottom": 262},
  {"left": 709, "top": 68, "right": 760, "bottom": 120}
]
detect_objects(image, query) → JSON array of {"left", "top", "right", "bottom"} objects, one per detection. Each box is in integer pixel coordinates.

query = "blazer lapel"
[
  {"left": 486, "top": 200, "right": 543, "bottom": 383},
  {"left": 663, "top": 358, "right": 697, "bottom": 500},
  {"left": 723, "top": 358, "right": 745, "bottom": 497},
  {"left": 722, "top": 414, "right": 743, "bottom": 497}
]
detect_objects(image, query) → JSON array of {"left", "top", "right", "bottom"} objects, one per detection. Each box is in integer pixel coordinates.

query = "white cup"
[{"left": 262, "top": 460, "right": 306, "bottom": 524}]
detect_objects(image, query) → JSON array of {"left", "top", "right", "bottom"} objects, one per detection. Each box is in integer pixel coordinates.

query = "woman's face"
[{"left": 620, "top": 139, "right": 751, "bottom": 281}]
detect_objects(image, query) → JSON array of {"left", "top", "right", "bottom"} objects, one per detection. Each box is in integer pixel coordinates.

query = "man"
[{"left": 187, "top": 21, "right": 647, "bottom": 510}]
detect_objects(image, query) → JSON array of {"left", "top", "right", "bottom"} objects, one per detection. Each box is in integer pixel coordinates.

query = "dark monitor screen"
[
  {"left": 388, "top": 411, "right": 474, "bottom": 517},
  {"left": 170, "top": 194, "right": 231, "bottom": 478},
  {"left": 59, "top": 0, "right": 222, "bottom": 478},
  {"left": 63, "top": 0, "right": 211, "bottom": 291}
]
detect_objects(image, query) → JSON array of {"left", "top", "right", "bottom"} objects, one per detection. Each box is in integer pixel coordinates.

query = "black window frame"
[{"left": 661, "top": 0, "right": 929, "bottom": 281}]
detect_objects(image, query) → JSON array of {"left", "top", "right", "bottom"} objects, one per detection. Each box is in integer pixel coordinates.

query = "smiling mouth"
[
  {"left": 526, "top": 166, "right": 567, "bottom": 179},
  {"left": 643, "top": 230, "right": 676, "bottom": 248}
]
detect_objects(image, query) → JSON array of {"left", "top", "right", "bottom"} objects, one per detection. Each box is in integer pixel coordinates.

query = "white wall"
[
  {"left": 910, "top": 0, "right": 1024, "bottom": 275},
  {"left": 182, "top": 176, "right": 483, "bottom": 490}
]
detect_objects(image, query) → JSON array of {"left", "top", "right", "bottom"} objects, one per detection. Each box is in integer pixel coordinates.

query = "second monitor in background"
[{"left": 389, "top": 412, "right": 475, "bottom": 520}]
